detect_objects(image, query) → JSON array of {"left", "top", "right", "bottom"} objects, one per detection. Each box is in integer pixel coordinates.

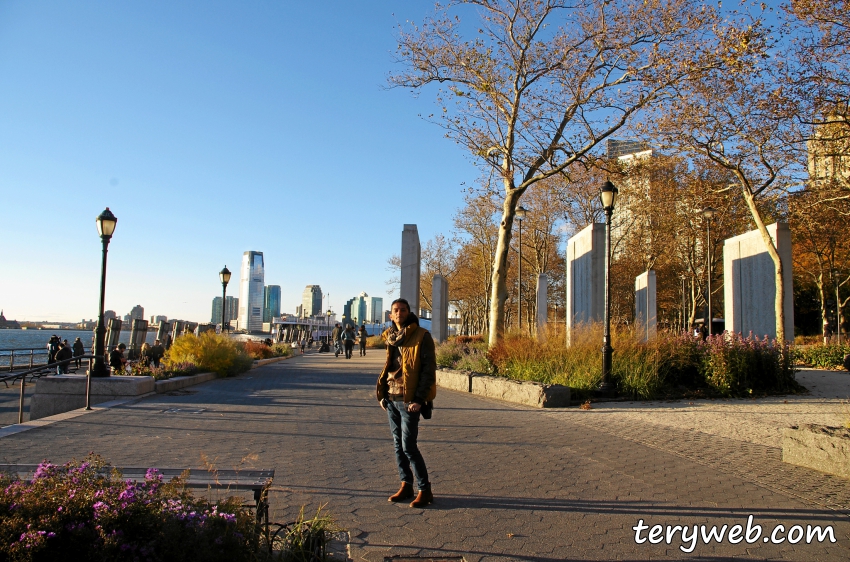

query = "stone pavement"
[{"left": 1, "top": 351, "right": 849, "bottom": 560}]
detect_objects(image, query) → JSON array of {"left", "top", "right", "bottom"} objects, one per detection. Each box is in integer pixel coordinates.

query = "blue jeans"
[{"left": 386, "top": 400, "right": 429, "bottom": 490}]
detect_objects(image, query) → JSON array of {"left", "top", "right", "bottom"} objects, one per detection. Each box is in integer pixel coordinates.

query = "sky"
[{"left": 0, "top": 0, "right": 478, "bottom": 323}]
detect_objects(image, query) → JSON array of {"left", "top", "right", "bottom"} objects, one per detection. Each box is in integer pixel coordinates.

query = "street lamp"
[
  {"left": 516, "top": 205, "right": 528, "bottom": 333},
  {"left": 219, "top": 266, "right": 231, "bottom": 333},
  {"left": 599, "top": 181, "right": 618, "bottom": 395},
  {"left": 834, "top": 267, "right": 842, "bottom": 345},
  {"left": 326, "top": 308, "right": 331, "bottom": 343},
  {"left": 89, "top": 208, "right": 118, "bottom": 394},
  {"left": 702, "top": 207, "right": 717, "bottom": 336}
]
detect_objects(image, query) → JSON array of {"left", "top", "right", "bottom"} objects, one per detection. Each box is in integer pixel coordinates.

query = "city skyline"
[{"left": 0, "top": 1, "right": 472, "bottom": 323}]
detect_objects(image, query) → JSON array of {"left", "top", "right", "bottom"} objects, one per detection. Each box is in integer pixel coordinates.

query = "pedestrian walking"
[
  {"left": 331, "top": 323, "right": 343, "bottom": 358},
  {"left": 359, "top": 325, "right": 368, "bottom": 356},
  {"left": 54, "top": 342, "right": 73, "bottom": 374},
  {"left": 341, "top": 325, "right": 356, "bottom": 359},
  {"left": 300, "top": 337, "right": 306, "bottom": 354},
  {"left": 72, "top": 337, "right": 85, "bottom": 368},
  {"left": 376, "top": 298, "right": 437, "bottom": 508},
  {"left": 140, "top": 342, "right": 152, "bottom": 367}
]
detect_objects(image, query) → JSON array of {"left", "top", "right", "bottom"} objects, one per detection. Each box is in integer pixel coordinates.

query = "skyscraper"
[
  {"left": 238, "top": 251, "right": 265, "bottom": 332},
  {"left": 301, "top": 285, "right": 322, "bottom": 318},
  {"left": 211, "top": 296, "right": 239, "bottom": 324},
  {"left": 263, "top": 285, "right": 281, "bottom": 322},
  {"left": 344, "top": 293, "right": 383, "bottom": 325},
  {"left": 129, "top": 305, "right": 145, "bottom": 320}
]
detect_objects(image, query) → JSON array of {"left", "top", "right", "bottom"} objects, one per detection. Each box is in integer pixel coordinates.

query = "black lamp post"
[
  {"left": 834, "top": 267, "right": 842, "bottom": 345},
  {"left": 599, "top": 181, "right": 618, "bottom": 394},
  {"left": 702, "top": 207, "right": 717, "bottom": 336},
  {"left": 326, "top": 308, "right": 331, "bottom": 343},
  {"left": 89, "top": 208, "right": 118, "bottom": 384},
  {"left": 220, "top": 266, "right": 231, "bottom": 333},
  {"left": 516, "top": 205, "right": 528, "bottom": 333}
]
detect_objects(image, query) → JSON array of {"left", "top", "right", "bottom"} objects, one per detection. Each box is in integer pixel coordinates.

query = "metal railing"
[
  {"left": 1, "top": 355, "right": 96, "bottom": 425},
  {"left": 0, "top": 348, "right": 52, "bottom": 372}
]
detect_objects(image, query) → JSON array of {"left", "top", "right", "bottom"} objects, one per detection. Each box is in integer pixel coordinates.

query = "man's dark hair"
[{"left": 391, "top": 298, "right": 411, "bottom": 312}]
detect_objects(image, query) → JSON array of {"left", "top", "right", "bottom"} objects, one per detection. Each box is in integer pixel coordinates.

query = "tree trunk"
[
  {"left": 487, "top": 191, "right": 521, "bottom": 348},
  {"left": 818, "top": 276, "right": 828, "bottom": 344},
  {"left": 742, "top": 190, "right": 786, "bottom": 342}
]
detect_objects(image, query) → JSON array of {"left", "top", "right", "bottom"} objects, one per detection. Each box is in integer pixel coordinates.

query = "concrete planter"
[
  {"left": 782, "top": 424, "right": 850, "bottom": 479},
  {"left": 155, "top": 372, "right": 219, "bottom": 393},
  {"left": 30, "top": 375, "right": 155, "bottom": 420},
  {"left": 436, "top": 368, "right": 571, "bottom": 408}
]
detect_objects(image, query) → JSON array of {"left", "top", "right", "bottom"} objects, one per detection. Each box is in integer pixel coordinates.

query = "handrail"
[{"left": 2, "top": 354, "right": 96, "bottom": 425}]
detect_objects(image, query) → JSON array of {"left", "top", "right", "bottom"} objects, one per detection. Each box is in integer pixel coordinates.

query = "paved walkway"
[{"left": 1, "top": 352, "right": 848, "bottom": 560}]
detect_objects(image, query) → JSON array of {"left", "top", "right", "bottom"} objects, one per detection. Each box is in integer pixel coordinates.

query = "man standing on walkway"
[
  {"left": 376, "top": 298, "right": 437, "bottom": 508},
  {"left": 72, "top": 337, "right": 85, "bottom": 368},
  {"left": 341, "top": 325, "right": 356, "bottom": 359},
  {"left": 54, "top": 341, "right": 73, "bottom": 374}
]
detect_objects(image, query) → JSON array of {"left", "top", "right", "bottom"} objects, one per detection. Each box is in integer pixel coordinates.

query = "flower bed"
[
  {"left": 0, "top": 456, "right": 259, "bottom": 561},
  {"left": 794, "top": 343, "right": 850, "bottom": 370}
]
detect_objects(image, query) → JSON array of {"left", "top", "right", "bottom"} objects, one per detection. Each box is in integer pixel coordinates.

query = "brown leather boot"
[
  {"left": 409, "top": 486, "right": 433, "bottom": 508},
  {"left": 388, "top": 482, "right": 414, "bottom": 503}
]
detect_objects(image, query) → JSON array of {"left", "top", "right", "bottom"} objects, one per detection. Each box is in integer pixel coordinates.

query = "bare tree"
[{"left": 391, "top": 0, "right": 730, "bottom": 347}]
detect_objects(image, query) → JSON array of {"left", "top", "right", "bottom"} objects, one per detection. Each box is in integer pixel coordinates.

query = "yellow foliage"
[{"left": 163, "top": 332, "right": 253, "bottom": 377}]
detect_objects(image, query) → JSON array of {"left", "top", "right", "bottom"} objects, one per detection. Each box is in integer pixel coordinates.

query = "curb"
[{"left": 436, "top": 367, "right": 571, "bottom": 408}]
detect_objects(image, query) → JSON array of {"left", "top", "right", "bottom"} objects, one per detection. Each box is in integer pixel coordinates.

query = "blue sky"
[{"left": 0, "top": 1, "right": 477, "bottom": 322}]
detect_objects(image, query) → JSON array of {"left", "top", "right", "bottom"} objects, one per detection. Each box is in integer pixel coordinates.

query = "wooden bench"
[{"left": 0, "top": 465, "right": 275, "bottom": 531}]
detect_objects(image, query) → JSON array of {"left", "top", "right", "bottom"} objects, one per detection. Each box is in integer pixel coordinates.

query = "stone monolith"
[
  {"left": 400, "top": 224, "right": 421, "bottom": 314},
  {"left": 566, "top": 223, "right": 605, "bottom": 344},
  {"left": 635, "top": 270, "right": 657, "bottom": 342},
  {"left": 432, "top": 274, "right": 449, "bottom": 343}
]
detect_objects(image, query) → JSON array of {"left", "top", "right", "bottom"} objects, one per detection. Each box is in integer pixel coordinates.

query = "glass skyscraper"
[
  {"left": 301, "top": 285, "right": 322, "bottom": 318},
  {"left": 263, "top": 285, "right": 281, "bottom": 322},
  {"left": 238, "top": 251, "right": 265, "bottom": 333},
  {"left": 211, "top": 296, "right": 239, "bottom": 324}
]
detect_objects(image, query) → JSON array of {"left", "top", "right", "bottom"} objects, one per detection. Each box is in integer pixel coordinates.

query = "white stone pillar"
[
  {"left": 431, "top": 274, "right": 449, "bottom": 342},
  {"left": 566, "top": 223, "right": 606, "bottom": 345},
  {"left": 635, "top": 270, "right": 657, "bottom": 342},
  {"left": 723, "top": 222, "right": 793, "bottom": 341},
  {"left": 400, "top": 224, "right": 421, "bottom": 314},
  {"left": 536, "top": 274, "right": 548, "bottom": 338}
]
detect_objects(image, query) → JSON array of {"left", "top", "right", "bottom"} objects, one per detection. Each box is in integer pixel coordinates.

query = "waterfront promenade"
[{"left": 1, "top": 353, "right": 849, "bottom": 560}]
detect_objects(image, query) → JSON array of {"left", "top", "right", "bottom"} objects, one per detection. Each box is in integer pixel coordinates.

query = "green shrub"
[
  {"left": 271, "top": 343, "right": 293, "bottom": 357},
  {"left": 795, "top": 343, "right": 850, "bottom": 369},
  {"left": 164, "top": 333, "right": 253, "bottom": 377},
  {"left": 434, "top": 339, "right": 489, "bottom": 370}
]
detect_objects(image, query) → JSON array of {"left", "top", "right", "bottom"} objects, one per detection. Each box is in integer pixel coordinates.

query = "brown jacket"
[{"left": 376, "top": 322, "right": 437, "bottom": 405}]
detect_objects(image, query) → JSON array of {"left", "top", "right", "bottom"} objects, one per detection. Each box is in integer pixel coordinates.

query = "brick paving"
[{"left": 1, "top": 352, "right": 848, "bottom": 560}]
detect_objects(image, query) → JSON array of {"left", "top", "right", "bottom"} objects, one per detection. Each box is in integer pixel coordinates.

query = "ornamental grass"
[
  {"left": 441, "top": 324, "right": 801, "bottom": 400},
  {"left": 164, "top": 333, "right": 253, "bottom": 377},
  {"left": 794, "top": 343, "right": 850, "bottom": 370}
]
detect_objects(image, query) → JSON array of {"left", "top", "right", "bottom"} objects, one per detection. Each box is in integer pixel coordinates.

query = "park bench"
[{"left": 0, "top": 464, "right": 275, "bottom": 532}]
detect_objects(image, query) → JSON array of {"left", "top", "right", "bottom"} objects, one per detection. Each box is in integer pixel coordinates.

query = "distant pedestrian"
[
  {"left": 54, "top": 342, "right": 73, "bottom": 374},
  {"left": 331, "top": 323, "right": 343, "bottom": 358},
  {"left": 359, "top": 325, "right": 368, "bottom": 356},
  {"left": 342, "top": 325, "right": 356, "bottom": 359},
  {"left": 151, "top": 339, "right": 165, "bottom": 368},
  {"left": 109, "top": 343, "right": 127, "bottom": 373},
  {"left": 300, "top": 337, "right": 306, "bottom": 354},
  {"left": 72, "top": 337, "right": 85, "bottom": 367},
  {"left": 47, "top": 335, "right": 60, "bottom": 364}
]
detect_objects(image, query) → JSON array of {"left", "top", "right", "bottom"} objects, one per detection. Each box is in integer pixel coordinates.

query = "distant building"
[
  {"left": 0, "top": 310, "right": 21, "bottom": 329},
  {"left": 238, "top": 251, "right": 265, "bottom": 333},
  {"left": 104, "top": 310, "right": 117, "bottom": 322},
  {"left": 301, "top": 285, "right": 323, "bottom": 318},
  {"left": 263, "top": 285, "right": 281, "bottom": 322},
  {"left": 211, "top": 296, "right": 239, "bottom": 324},
  {"left": 128, "top": 305, "right": 145, "bottom": 320},
  {"left": 607, "top": 139, "right": 652, "bottom": 160},
  {"left": 808, "top": 115, "right": 850, "bottom": 185},
  {"left": 295, "top": 304, "right": 303, "bottom": 317},
  {"left": 343, "top": 292, "right": 384, "bottom": 326},
  {"left": 154, "top": 315, "right": 168, "bottom": 324}
]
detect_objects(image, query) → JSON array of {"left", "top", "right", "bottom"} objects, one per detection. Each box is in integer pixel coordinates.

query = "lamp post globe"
[
  {"left": 326, "top": 309, "right": 332, "bottom": 343},
  {"left": 598, "top": 182, "right": 618, "bottom": 395},
  {"left": 90, "top": 208, "right": 118, "bottom": 384},
  {"left": 219, "top": 266, "right": 231, "bottom": 334}
]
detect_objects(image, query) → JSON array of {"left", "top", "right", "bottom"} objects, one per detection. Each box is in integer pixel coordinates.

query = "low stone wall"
[
  {"left": 154, "top": 372, "right": 219, "bottom": 393},
  {"left": 254, "top": 356, "right": 292, "bottom": 367},
  {"left": 782, "top": 424, "right": 850, "bottom": 479},
  {"left": 29, "top": 372, "right": 221, "bottom": 421},
  {"left": 30, "top": 375, "right": 156, "bottom": 420},
  {"left": 436, "top": 368, "right": 570, "bottom": 408}
]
